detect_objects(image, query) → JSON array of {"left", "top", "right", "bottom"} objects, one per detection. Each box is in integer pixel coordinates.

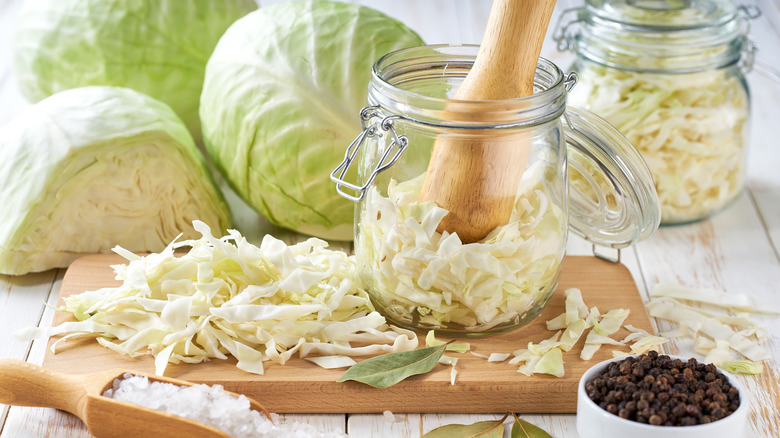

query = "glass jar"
[
  {"left": 555, "top": 0, "right": 760, "bottom": 224},
  {"left": 331, "top": 45, "right": 659, "bottom": 336}
]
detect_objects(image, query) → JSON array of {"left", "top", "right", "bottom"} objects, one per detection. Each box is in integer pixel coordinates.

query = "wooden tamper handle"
[{"left": 418, "top": 0, "right": 557, "bottom": 243}]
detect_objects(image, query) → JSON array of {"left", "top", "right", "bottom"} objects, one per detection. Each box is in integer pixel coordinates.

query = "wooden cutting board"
[{"left": 43, "top": 254, "right": 653, "bottom": 414}]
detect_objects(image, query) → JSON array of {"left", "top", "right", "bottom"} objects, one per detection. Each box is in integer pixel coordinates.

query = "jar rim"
[
  {"left": 555, "top": 0, "right": 757, "bottom": 72},
  {"left": 368, "top": 44, "right": 569, "bottom": 128},
  {"left": 584, "top": 0, "right": 740, "bottom": 32}
]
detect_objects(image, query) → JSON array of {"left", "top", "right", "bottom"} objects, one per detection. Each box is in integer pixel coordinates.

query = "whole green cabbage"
[
  {"left": 0, "top": 86, "right": 231, "bottom": 275},
  {"left": 12, "top": 0, "right": 256, "bottom": 140},
  {"left": 200, "top": 0, "right": 424, "bottom": 241}
]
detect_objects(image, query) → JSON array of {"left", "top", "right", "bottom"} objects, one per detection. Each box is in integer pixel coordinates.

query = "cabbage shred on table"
[{"left": 568, "top": 64, "right": 749, "bottom": 223}]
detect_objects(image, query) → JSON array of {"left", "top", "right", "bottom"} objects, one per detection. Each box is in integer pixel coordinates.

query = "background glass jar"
[
  {"left": 332, "top": 45, "right": 659, "bottom": 336},
  {"left": 555, "top": 0, "right": 760, "bottom": 224}
]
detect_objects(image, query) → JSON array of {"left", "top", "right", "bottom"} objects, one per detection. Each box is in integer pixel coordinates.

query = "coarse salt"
[{"left": 104, "top": 374, "right": 345, "bottom": 438}]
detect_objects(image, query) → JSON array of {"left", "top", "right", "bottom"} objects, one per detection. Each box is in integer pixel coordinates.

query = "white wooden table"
[{"left": 1, "top": 0, "right": 779, "bottom": 436}]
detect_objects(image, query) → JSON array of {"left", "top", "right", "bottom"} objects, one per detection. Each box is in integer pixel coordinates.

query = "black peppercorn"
[{"left": 586, "top": 354, "right": 740, "bottom": 426}]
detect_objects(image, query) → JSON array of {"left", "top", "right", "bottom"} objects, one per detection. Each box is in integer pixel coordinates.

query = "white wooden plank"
[
  {"left": 519, "top": 414, "right": 577, "bottom": 437},
  {"left": 348, "top": 413, "right": 422, "bottom": 437},
  {"left": 0, "top": 0, "right": 29, "bottom": 128},
  {"left": 0, "top": 271, "right": 58, "bottom": 430},
  {"left": 633, "top": 193, "right": 780, "bottom": 438},
  {"left": 744, "top": 0, "right": 780, "bottom": 256},
  {"left": 1, "top": 271, "right": 66, "bottom": 438},
  {"left": 2, "top": 408, "right": 92, "bottom": 438},
  {"left": 354, "top": 413, "right": 576, "bottom": 437},
  {"left": 0, "top": 271, "right": 58, "bottom": 360},
  {"left": 273, "top": 414, "right": 346, "bottom": 434}
]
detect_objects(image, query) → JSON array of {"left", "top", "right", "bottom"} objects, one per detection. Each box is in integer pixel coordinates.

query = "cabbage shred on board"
[{"left": 16, "top": 221, "right": 417, "bottom": 376}]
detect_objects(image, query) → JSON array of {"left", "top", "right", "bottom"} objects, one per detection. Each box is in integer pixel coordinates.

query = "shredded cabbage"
[
  {"left": 355, "top": 163, "right": 566, "bottom": 333},
  {"left": 651, "top": 282, "right": 780, "bottom": 314},
  {"left": 487, "top": 353, "right": 511, "bottom": 362},
  {"left": 510, "top": 331, "right": 566, "bottom": 377},
  {"left": 569, "top": 63, "right": 749, "bottom": 223},
  {"left": 648, "top": 298, "right": 770, "bottom": 361},
  {"left": 424, "top": 330, "right": 470, "bottom": 353},
  {"left": 719, "top": 360, "right": 764, "bottom": 375},
  {"left": 512, "top": 288, "right": 635, "bottom": 376},
  {"left": 15, "top": 221, "right": 417, "bottom": 375}
]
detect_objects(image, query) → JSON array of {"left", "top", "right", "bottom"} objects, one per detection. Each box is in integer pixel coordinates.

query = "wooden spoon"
[
  {"left": 0, "top": 359, "right": 270, "bottom": 438},
  {"left": 418, "top": 0, "right": 557, "bottom": 243}
]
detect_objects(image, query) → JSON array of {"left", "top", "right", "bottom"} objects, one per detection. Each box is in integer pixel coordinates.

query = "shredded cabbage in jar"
[
  {"left": 356, "top": 164, "right": 566, "bottom": 334},
  {"left": 568, "top": 63, "right": 749, "bottom": 223}
]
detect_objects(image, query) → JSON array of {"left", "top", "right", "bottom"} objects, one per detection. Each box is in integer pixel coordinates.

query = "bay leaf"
[
  {"left": 336, "top": 343, "right": 449, "bottom": 388},
  {"left": 510, "top": 414, "right": 553, "bottom": 438},
  {"left": 423, "top": 419, "right": 505, "bottom": 438}
]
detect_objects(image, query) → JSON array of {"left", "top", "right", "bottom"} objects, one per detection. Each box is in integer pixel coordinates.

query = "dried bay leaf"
[
  {"left": 337, "top": 343, "right": 449, "bottom": 388},
  {"left": 423, "top": 414, "right": 508, "bottom": 438},
  {"left": 336, "top": 343, "right": 448, "bottom": 388},
  {"left": 510, "top": 414, "right": 553, "bottom": 438},
  {"left": 423, "top": 420, "right": 505, "bottom": 438}
]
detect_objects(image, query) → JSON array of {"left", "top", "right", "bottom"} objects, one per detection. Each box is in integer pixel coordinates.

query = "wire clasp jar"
[{"left": 332, "top": 45, "right": 659, "bottom": 335}]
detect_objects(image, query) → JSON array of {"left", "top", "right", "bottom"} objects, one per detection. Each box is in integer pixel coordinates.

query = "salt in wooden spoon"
[
  {"left": 418, "top": 0, "right": 557, "bottom": 243},
  {"left": 0, "top": 359, "right": 270, "bottom": 438}
]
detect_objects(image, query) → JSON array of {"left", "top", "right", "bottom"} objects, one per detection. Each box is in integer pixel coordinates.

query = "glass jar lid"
[
  {"left": 564, "top": 106, "right": 660, "bottom": 248},
  {"left": 555, "top": 0, "right": 760, "bottom": 72},
  {"left": 587, "top": 0, "right": 738, "bottom": 30}
]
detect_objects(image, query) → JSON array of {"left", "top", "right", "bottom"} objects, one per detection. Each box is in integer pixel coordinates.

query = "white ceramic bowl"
[{"left": 577, "top": 355, "right": 749, "bottom": 438}]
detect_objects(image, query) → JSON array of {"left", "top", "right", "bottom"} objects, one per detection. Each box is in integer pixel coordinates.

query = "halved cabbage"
[{"left": 0, "top": 86, "right": 231, "bottom": 275}]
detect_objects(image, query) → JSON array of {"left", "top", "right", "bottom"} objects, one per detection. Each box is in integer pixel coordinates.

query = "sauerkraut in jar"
[
  {"left": 357, "top": 165, "right": 565, "bottom": 333},
  {"left": 556, "top": 0, "right": 758, "bottom": 224},
  {"left": 332, "top": 45, "right": 659, "bottom": 336},
  {"left": 569, "top": 64, "right": 749, "bottom": 223}
]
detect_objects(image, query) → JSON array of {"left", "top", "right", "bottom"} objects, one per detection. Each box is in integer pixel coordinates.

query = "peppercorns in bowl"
[{"left": 576, "top": 351, "right": 749, "bottom": 438}]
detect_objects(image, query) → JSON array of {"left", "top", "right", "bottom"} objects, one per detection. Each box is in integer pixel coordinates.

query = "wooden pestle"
[{"left": 418, "top": 0, "right": 557, "bottom": 243}]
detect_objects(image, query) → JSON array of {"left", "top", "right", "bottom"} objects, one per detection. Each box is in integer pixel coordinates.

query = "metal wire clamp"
[{"left": 331, "top": 105, "right": 409, "bottom": 202}]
